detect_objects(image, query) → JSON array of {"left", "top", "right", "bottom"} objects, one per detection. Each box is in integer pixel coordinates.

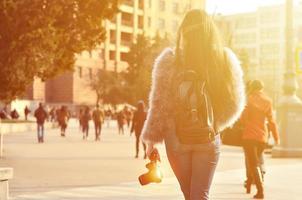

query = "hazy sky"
[{"left": 206, "top": 0, "right": 297, "bottom": 15}]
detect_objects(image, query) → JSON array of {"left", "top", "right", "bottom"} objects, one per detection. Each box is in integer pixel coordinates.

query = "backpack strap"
[{"left": 203, "top": 83, "right": 217, "bottom": 138}]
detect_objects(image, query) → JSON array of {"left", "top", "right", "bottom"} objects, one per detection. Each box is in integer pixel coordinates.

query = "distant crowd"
[
  {"left": 0, "top": 105, "right": 23, "bottom": 120},
  {"left": 1, "top": 102, "right": 148, "bottom": 159}
]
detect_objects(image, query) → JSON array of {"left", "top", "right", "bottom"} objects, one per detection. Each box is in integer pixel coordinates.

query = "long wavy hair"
[{"left": 175, "top": 9, "right": 235, "bottom": 120}]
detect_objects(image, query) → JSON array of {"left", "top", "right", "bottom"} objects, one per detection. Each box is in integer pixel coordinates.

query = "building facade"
[
  {"left": 223, "top": 3, "right": 302, "bottom": 103},
  {"left": 24, "top": 0, "right": 206, "bottom": 106},
  {"left": 102, "top": 0, "right": 206, "bottom": 72}
]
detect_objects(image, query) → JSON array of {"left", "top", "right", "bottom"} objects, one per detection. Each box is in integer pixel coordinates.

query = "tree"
[
  {"left": 90, "top": 70, "right": 126, "bottom": 106},
  {"left": 124, "top": 33, "right": 171, "bottom": 104},
  {"left": 124, "top": 34, "right": 152, "bottom": 103},
  {"left": 0, "top": 0, "right": 119, "bottom": 103}
]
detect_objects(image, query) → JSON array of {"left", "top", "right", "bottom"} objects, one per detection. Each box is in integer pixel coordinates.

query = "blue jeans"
[
  {"left": 37, "top": 124, "right": 44, "bottom": 140},
  {"left": 165, "top": 126, "right": 220, "bottom": 200}
]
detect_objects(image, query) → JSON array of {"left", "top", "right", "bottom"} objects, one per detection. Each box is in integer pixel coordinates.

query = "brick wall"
[
  {"left": 72, "top": 67, "right": 97, "bottom": 106},
  {"left": 45, "top": 72, "right": 73, "bottom": 103}
]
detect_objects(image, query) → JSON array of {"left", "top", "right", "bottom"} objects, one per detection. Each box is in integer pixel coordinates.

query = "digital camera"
[{"left": 138, "top": 148, "right": 163, "bottom": 185}]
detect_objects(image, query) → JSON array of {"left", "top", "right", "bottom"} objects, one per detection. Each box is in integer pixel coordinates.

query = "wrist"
[{"left": 146, "top": 142, "right": 155, "bottom": 147}]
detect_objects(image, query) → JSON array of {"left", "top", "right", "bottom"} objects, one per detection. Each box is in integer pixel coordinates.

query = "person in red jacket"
[{"left": 242, "top": 80, "right": 280, "bottom": 199}]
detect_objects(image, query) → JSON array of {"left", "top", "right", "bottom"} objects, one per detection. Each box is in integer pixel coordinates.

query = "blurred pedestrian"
[
  {"left": 78, "top": 108, "right": 83, "bottom": 131},
  {"left": 24, "top": 106, "right": 31, "bottom": 120},
  {"left": 105, "top": 108, "right": 113, "bottom": 128},
  {"left": 10, "top": 109, "right": 19, "bottom": 119},
  {"left": 242, "top": 80, "right": 266, "bottom": 191},
  {"left": 92, "top": 104, "right": 104, "bottom": 141},
  {"left": 81, "top": 106, "right": 91, "bottom": 140},
  {"left": 55, "top": 107, "right": 60, "bottom": 122},
  {"left": 131, "top": 101, "right": 147, "bottom": 159},
  {"left": 34, "top": 103, "right": 48, "bottom": 143},
  {"left": 57, "top": 106, "right": 69, "bottom": 137},
  {"left": 141, "top": 10, "right": 245, "bottom": 200},
  {"left": 124, "top": 106, "right": 132, "bottom": 128},
  {"left": 49, "top": 107, "right": 56, "bottom": 122},
  {"left": 116, "top": 110, "right": 125, "bottom": 135},
  {"left": 242, "top": 80, "right": 280, "bottom": 199},
  {"left": 0, "top": 106, "right": 9, "bottom": 119}
]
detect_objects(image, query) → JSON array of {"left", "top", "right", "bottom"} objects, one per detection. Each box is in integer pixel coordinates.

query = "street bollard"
[
  {"left": 0, "top": 168, "right": 13, "bottom": 200},
  {"left": 272, "top": 103, "right": 302, "bottom": 157}
]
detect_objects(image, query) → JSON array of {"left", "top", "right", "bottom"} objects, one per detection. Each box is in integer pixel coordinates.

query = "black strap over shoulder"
[{"left": 173, "top": 69, "right": 216, "bottom": 144}]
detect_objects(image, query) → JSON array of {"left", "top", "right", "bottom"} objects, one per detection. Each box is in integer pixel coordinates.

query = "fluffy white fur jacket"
[{"left": 141, "top": 47, "right": 246, "bottom": 145}]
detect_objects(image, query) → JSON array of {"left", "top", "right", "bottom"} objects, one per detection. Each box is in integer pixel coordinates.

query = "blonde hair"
[{"left": 175, "top": 10, "right": 235, "bottom": 121}]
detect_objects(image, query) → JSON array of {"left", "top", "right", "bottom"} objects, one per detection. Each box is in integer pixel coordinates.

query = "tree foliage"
[
  {"left": 0, "top": 0, "right": 119, "bottom": 103},
  {"left": 124, "top": 33, "right": 171, "bottom": 104},
  {"left": 90, "top": 69, "right": 126, "bottom": 106},
  {"left": 90, "top": 33, "right": 171, "bottom": 106}
]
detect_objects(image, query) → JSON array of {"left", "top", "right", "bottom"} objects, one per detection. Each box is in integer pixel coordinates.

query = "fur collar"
[{"left": 141, "top": 47, "right": 246, "bottom": 144}]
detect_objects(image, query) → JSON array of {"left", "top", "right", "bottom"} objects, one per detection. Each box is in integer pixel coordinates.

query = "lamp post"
[
  {"left": 272, "top": 0, "right": 302, "bottom": 158},
  {"left": 279, "top": 0, "right": 301, "bottom": 103}
]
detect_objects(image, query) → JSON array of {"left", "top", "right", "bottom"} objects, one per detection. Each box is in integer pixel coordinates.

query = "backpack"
[
  {"left": 34, "top": 108, "right": 47, "bottom": 123},
  {"left": 93, "top": 109, "right": 103, "bottom": 123},
  {"left": 173, "top": 70, "right": 216, "bottom": 144}
]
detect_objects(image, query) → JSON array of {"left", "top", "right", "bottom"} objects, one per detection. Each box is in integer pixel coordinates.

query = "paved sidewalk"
[
  {"left": 2, "top": 120, "right": 302, "bottom": 200},
  {"left": 12, "top": 163, "right": 302, "bottom": 200}
]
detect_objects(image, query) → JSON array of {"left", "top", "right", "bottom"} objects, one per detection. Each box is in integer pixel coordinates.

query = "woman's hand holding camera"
[{"left": 146, "top": 142, "right": 155, "bottom": 159}]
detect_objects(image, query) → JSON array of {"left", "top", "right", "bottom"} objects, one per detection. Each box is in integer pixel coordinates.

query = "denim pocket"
[{"left": 164, "top": 127, "right": 221, "bottom": 154}]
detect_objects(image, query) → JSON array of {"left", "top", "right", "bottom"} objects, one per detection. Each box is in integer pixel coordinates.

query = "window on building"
[
  {"left": 121, "top": 52, "right": 129, "bottom": 62},
  {"left": 158, "top": 18, "right": 165, "bottom": 29},
  {"left": 236, "top": 16, "right": 257, "bottom": 29},
  {"left": 148, "top": 17, "right": 152, "bottom": 27},
  {"left": 89, "top": 68, "right": 93, "bottom": 79},
  {"left": 260, "top": 28, "right": 280, "bottom": 40},
  {"left": 138, "top": 16, "right": 144, "bottom": 29},
  {"left": 122, "top": 12, "right": 133, "bottom": 26},
  {"left": 159, "top": 0, "right": 165, "bottom": 11},
  {"left": 172, "top": 2, "right": 179, "bottom": 14},
  {"left": 260, "top": 11, "right": 280, "bottom": 24},
  {"left": 78, "top": 67, "right": 82, "bottom": 78},
  {"left": 139, "top": 0, "right": 144, "bottom": 9},
  {"left": 124, "top": 0, "right": 133, "bottom": 6},
  {"left": 172, "top": 20, "right": 178, "bottom": 32},
  {"left": 110, "top": 30, "right": 116, "bottom": 44},
  {"left": 260, "top": 43, "right": 280, "bottom": 57},
  {"left": 109, "top": 51, "right": 115, "bottom": 60},
  {"left": 121, "top": 32, "right": 132, "bottom": 46}
]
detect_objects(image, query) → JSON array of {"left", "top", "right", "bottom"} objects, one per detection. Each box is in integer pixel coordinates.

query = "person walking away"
[
  {"left": 117, "top": 111, "right": 125, "bottom": 135},
  {"left": 242, "top": 80, "right": 279, "bottom": 199},
  {"left": 105, "top": 108, "right": 113, "bottom": 128},
  {"left": 242, "top": 80, "right": 267, "bottom": 191},
  {"left": 78, "top": 108, "right": 83, "bottom": 131},
  {"left": 34, "top": 103, "right": 48, "bottom": 143},
  {"left": 24, "top": 106, "right": 31, "bottom": 120},
  {"left": 141, "top": 10, "right": 246, "bottom": 200},
  {"left": 48, "top": 107, "right": 55, "bottom": 122},
  {"left": 131, "top": 101, "right": 147, "bottom": 159},
  {"left": 124, "top": 106, "right": 132, "bottom": 129},
  {"left": 92, "top": 105, "right": 104, "bottom": 141},
  {"left": 81, "top": 107, "right": 91, "bottom": 140},
  {"left": 57, "top": 106, "right": 69, "bottom": 137}
]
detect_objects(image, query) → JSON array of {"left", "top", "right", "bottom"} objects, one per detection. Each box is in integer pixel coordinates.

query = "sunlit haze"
[
  {"left": 206, "top": 0, "right": 301, "bottom": 15},
  {"left": 1, "top": 1, "right": 302, "bottom": 199}
]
